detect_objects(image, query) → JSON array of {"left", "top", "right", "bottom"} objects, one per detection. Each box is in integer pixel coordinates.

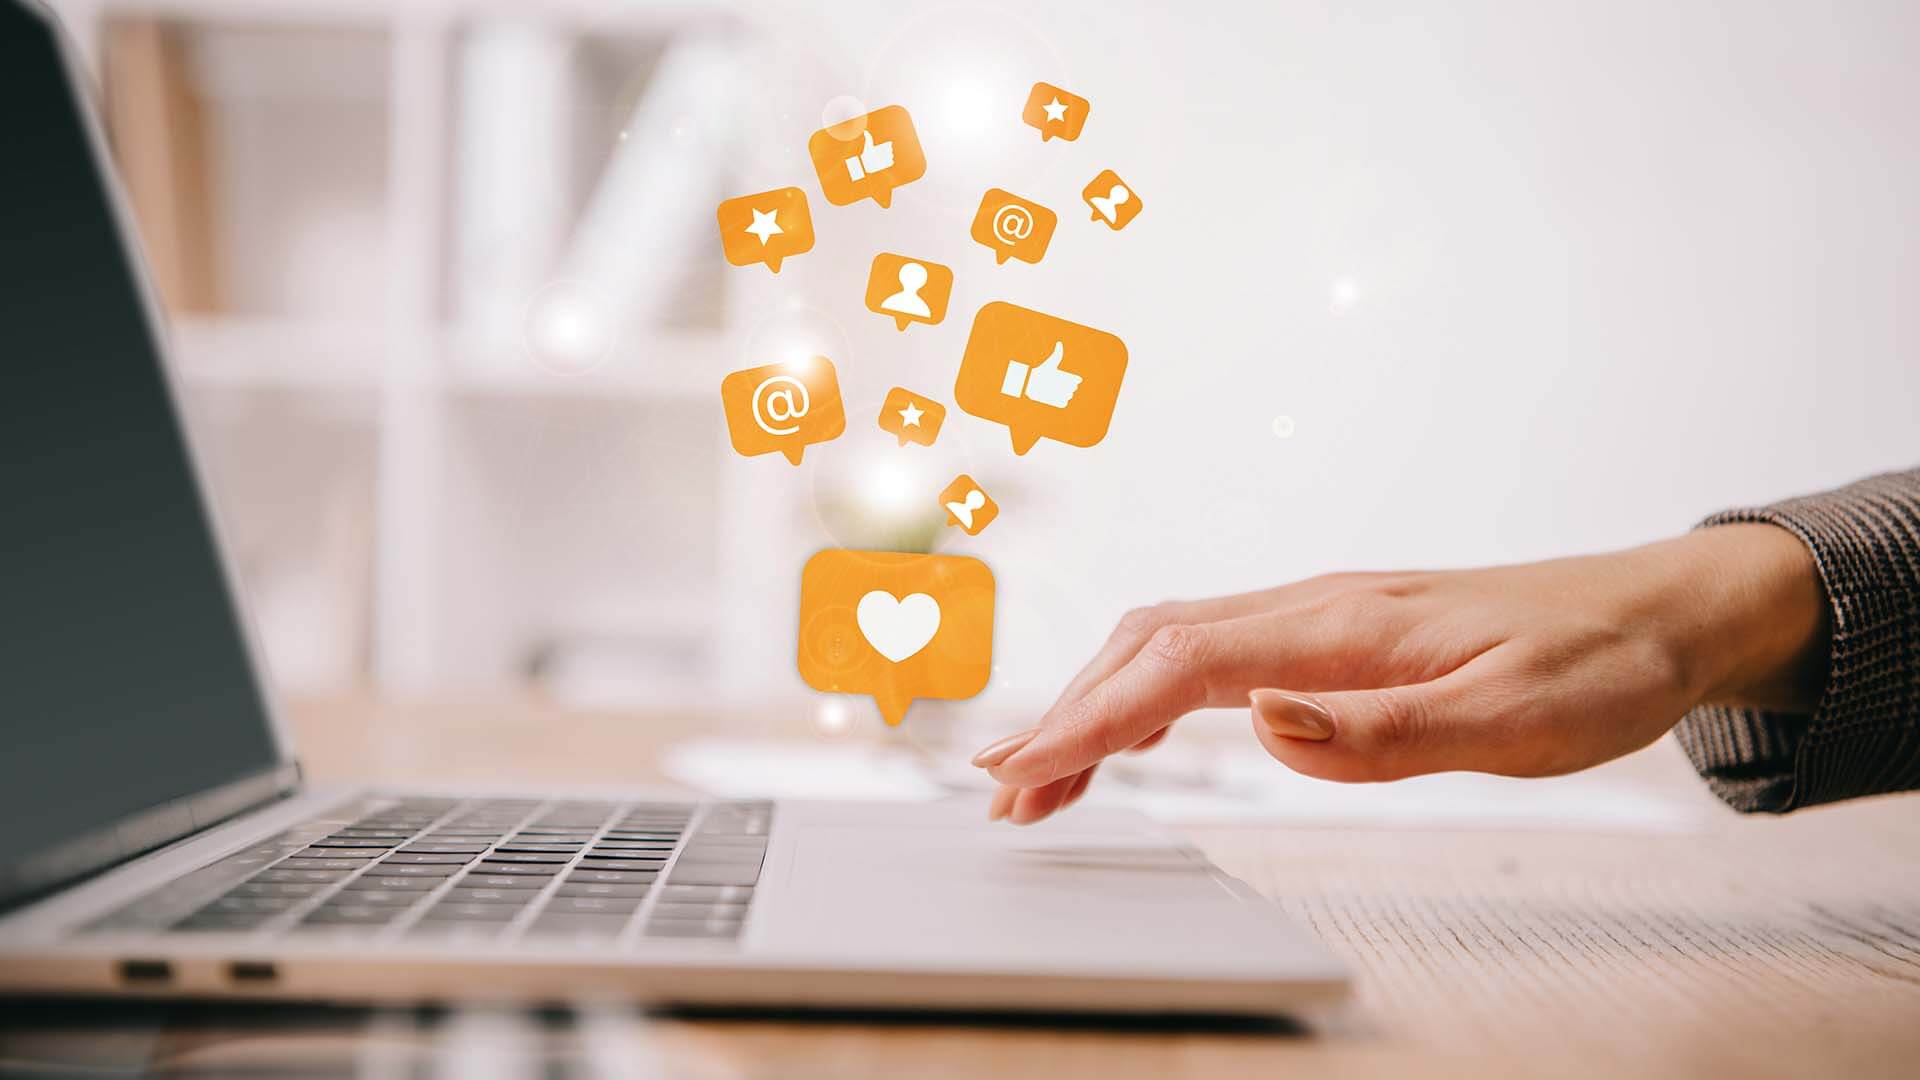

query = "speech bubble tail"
[
  {"left": 895, "top": 434, "right": 912, "bottom": 448},
  {"left": 781, "top": 447, "right": 806, "bottom": 466},
  {"left": 1009, "top": 431, "right": 1041, "bottom": 456},
  {"left": 894, "top": 317, "right": 910, "bottom": 331},
  {"left": 994, "top": 251, "right": 1011, "bottom": 265},
  {"left": 1040, "top": 131, "right": 1054, "bottom": 142},
  {"left": 1090, "top": 210, "right": 1104, "bottom": 222},
  {"left": 872, "top": 188, "right": 893, "bottom": 209},
  {"left": 764, "top": 256, "right": 783, "bottom": 273},
  {"left": 873, "top": 691, "right": 912, "bottom": 727}
]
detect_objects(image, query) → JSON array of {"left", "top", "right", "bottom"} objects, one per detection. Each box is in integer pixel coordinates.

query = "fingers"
[
  {"left": 1248, "top": 648, "right": 1511, "bottom": 783},
  {"left": 989, "top": 613, "right": 1290, "bottom": 788}
]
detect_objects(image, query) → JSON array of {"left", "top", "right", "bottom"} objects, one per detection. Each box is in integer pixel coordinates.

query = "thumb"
[
  {"left": 1249, "top": 671, "right": 1487, "bottom": 783},
  {"left": 1036, "top": 341, "right": 1066, "bottom": 371},
  {"left": 861, "top": 130, "right": 877, "bottom": 151}
]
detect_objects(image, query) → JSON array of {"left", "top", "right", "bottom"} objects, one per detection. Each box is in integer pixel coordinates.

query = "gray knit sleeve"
[{"left": 1674, "top": 468, "right": 1920, "bottom": 812}]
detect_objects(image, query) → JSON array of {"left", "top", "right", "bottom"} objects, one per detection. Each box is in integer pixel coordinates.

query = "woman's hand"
[{"left": 971, "top": 524, "right": 1830, "bottom": 825}]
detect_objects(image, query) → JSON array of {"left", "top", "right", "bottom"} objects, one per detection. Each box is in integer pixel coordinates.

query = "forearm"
[{"left": 1675, "top": 468, "right": 1920, "bottom": 812}]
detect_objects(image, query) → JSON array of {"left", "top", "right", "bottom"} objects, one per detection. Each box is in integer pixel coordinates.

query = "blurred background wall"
[{"left": 43, "top": 0, "right": 1920, "bottom": 729}]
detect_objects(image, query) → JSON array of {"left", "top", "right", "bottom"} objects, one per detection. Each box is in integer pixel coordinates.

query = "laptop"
[{"left": 0, "top": 0, "right": 1347, "bottom": 1016}]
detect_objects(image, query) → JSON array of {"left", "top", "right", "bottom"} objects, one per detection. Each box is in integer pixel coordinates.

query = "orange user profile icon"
[
  {"left": 798, "top": 549, "right": 995, "bottom": 726},
  {"left": 939, "top": 474, "right": 998, "bottom": 536},
  {"left": 864, "top": 253, "right": 953, "bottom": 331},
  {"left": 1022, "top": 82, "right": 1089, "bottom": 142},
  {"left": 808, "top": 105, "right": 926, "bottom": 210},
  {"left": 720, "top": 356, "right": 846, "bottom": 466},
  {"left": 715, "top": 186, "right": 814, "bottom": 273},
  {"left": 877, "top": 387, "right": 946, "bottom": 447},
  {"left": 1082, "top": 169, "right": 1142, "bottom": 231},
  {"left": 970, "top": 189, "right": 1056, "bottom": 266},
  {"left": 954, "top": 301, "right": 1127, "bottom": 456}
]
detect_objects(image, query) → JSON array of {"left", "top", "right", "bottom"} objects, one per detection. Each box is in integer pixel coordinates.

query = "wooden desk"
[{"left": 6, "top": 695, "right": 1920, "bottom": 1079}]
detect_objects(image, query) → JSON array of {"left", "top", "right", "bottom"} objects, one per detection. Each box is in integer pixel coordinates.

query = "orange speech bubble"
[
  {"left": 798, "top": 549, "right": 994, "bottom": 726},
  {"left": 938, "top": 474, "right": 998, "bottom": 536},
  {"left": 720, "top": 356, "right": 846, "bottom": 466},
  {"left": 864, "top": 253, "right": 953, "bottom": 331},
  {"left": 715, "top": 186, "right": 814, "bottom": 273},
  {"left": 808, "top": 105, "right": 926, "bottom": 210},
  {"left": 1082, "top": 169, "right": 1142, "bottom": 231},
  {"left": 877, "top": 387, "right": 946, "bottom": 447},
  {"left": 970, "top": 189, "right": 1056, "bottom": 266},
  {"left": 1022, "top": 82, "right": 1089, "bottom": 142},
  {"left": 954, "top": 302, "right": 1128, "bottom": 456}
]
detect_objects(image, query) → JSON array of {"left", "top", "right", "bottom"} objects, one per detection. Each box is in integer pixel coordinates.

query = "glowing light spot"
[
  {"left": 815, "top": 700, "right": 853, "bottom": 738},
  {"left": 1330, "top": 277, "right": 1360, "bottom": 314},
  {"left": 1272, "top": 414, "right": 1296, "bottom": 438},
  {"left": 820, "top": 94, "right": 867, "bottom": 130}
]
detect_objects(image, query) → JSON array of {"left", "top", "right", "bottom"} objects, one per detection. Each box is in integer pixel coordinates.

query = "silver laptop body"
[{"left": 0, "top": 0, "right": 1346, "bottom": 1016}]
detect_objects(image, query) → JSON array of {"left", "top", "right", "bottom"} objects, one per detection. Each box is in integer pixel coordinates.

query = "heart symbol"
[{"left": 856, "top": 590, "right": 941, "bottom": 663}]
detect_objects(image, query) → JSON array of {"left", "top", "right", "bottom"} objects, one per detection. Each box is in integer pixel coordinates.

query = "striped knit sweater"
[{"left": 1676, "top": 468, "right": 1920, "bottom": 812}]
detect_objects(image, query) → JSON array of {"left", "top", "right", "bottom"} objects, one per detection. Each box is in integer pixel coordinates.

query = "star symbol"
[
  {"left": 743, "top": 207, "right": 783, "bottom": 246},
  {"left": 1042, "top": 97, "right": 1069, "bottom": 123},
  {"left": 898, "top": 402, "right": 925, "bottom": 428}
]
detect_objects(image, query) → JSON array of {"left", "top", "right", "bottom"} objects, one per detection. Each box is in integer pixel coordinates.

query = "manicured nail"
[
  {"left": 1251, "top": 689, "right": 1334, "bottom": 741},
  {"left": 971, "top": 728, "right": 1039, "bottom": 768}
]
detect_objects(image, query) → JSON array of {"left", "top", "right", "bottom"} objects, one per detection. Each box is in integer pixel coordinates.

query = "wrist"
[{"left": 1653, "top": 524, "right": 1831, "bottom": 712}]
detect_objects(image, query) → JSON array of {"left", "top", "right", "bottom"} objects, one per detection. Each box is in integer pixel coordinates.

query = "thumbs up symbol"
[
  {"left": 998, "top": 341, "right": 1081, "bottom": 409},
  {"left": 845, "top": 129, "right": 896, "bottom": 183}
]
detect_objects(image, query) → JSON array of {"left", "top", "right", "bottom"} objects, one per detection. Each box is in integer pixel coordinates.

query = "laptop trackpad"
[{"left": 754, "top": 801, "right": 1317, "bottom": 979}]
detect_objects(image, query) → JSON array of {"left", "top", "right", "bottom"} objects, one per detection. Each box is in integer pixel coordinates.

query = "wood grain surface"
[{"left": 4, "top": 694, "right": 1918, "bottom": 1079}]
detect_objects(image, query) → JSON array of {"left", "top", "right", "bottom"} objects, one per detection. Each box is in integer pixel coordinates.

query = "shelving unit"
[{"left": 51, "top": 0, "right": 772, "bottom": 704}]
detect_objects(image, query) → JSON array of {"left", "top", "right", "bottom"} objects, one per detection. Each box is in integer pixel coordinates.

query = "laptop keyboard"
[{"left": 83, "top": 797, "right": 769, "bottom": 946}]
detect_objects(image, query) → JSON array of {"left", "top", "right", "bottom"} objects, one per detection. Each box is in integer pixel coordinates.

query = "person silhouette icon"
[
  {"left": 1089, "top": 184, "right": 1130, "bottom": 224},
  {"left": 880, "top": 261, "right": 933, "bottom": 318}
]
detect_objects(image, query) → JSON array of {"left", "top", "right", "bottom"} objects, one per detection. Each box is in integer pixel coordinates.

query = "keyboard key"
[
  {"left": 590, "top": 840, "right": 676, "bottom": 851},
  {"left": 474, "top": 862, "right": 562, "bottom": 876},
  {"left": 229, "top": 882, "right": 328, "bottom": 899},
  {"left": 328, "top": 889, "right": 420, "bottom": 907},
  {"left": 312, "top": 838, "right": 401, "bottom": 849},
  {"left": 345, "top": 876, "right": 443, "bottom": 891},
  {"left": 400, "top": 843, "right": 489, "bottom": 854},
  {"left": 481, "top": 852, "right": 572, "bottom": 864},
  {"left": 644, "top": 918, "right": 744, "bottom": 939},
  {"left": 445, "top": 887, "right": 531, "bottom": 904},
  {"left": 665, "top": 862, "right": 761, "bottom": 887},
  {"left": 545, "top": 895, "right": 643, "bottom": 915},
  {"left": 650, "top": 901, "right": 748, "bottom": 921},
  {"left": 304, "top": 905, "right": 398, "bottom": 925},
  {"left": 370, "top": 863, "right": 463, "bottom": 877},
  {"left": 206, "top": 896, "right": 301, "bottom": 914},
  {"left": 657, "top": 885, "right": 754, "bottom": 904},
  {"left": 493, "top": 844, "right": 581, "bottom": 854},
  {"left": 174, "top": 912, "right": 271, "bottom": 931},
  {"left": 283, "top": 855, "right": 374, "bottom": 869},
  {"left": 381, "top": 852, "right": 475, "bottom": 865},
  {"left": 556, "top": 882, "right": 651, "bottom": 899},
  {"left": 577, "top": 859, "right": 666, "bottom": 872},
  {"left": 462, "top": 874, "right": 549, "bottom": 890},
  {"left": 568, "top": 869, "right": 658, "bottom": 885},
  {"left": 525, "top": 914, "right": 630, "bottom": 938},
  {"left": 420, "top": 902, "right": 523, "bottom": 921},
  {"left": 254, "top": 868, "right": 352, "bottom": 884}
]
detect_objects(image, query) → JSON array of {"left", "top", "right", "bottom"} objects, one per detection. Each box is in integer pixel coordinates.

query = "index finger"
[{"left": 988, "top": 615, "right": 1278, "bottom": 788}]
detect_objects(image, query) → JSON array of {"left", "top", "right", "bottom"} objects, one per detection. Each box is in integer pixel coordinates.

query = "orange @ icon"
[
  {"left": 970, "top": 189, "right": 1056, "bottom": 266},
  {"left": 720, "top": 356, "right": 846, "bottom": 466}
]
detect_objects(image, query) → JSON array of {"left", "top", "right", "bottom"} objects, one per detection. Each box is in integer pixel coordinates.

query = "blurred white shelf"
[{"left": 169, "top": 316, "right": 725, "bottom": 401}]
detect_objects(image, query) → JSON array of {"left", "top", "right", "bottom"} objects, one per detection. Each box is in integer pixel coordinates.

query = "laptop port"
[
  {"left": 117, "top": 959, "right": 173, "bottom": 985},
  {"left": 227, "top": 960, "right": 278, "bottom": 984}
]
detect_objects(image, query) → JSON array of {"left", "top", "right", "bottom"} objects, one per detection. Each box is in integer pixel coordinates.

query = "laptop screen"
[{"left": 0, "top": 4, "right": 290, "bottom": 906}]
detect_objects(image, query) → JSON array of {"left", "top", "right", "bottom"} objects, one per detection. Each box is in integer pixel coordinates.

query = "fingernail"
[
  {"left": 971, "top": 728, "right": 1039, "bottom": 768},
  {"left": 1251, "top": 689, "right": 1334, "bottom": 741}
]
